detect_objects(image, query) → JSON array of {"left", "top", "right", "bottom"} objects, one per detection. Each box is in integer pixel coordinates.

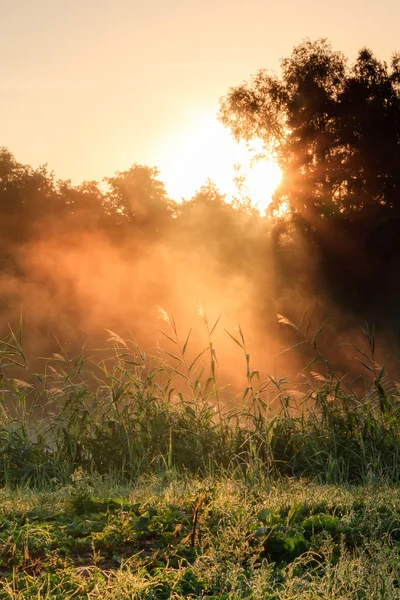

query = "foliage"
[
  {"left": 104, "top": 165, "right": 177, "bottom": 235},
  {"left": 0, "top": 316, "right": 399, "bottom": 595},
  {"left": 0, "top": 147, "right": 261, "bottom": 250},
  {"left": 0, "top": 147, "right": 269, "bottom": 346},
  {"left": 220, "top": 39, "right": 400, "bottom": 226},
  {"left": 0, "top": 313, "right": 400, "bottom": 487},
  {"left": 1, "top": 478, "right": 400, "bottom": 597},
  {"left": 220, "top": 39, "right": 400, "bottom": 315}
]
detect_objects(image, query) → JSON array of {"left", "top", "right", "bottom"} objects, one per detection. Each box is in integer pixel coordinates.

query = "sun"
[
  {"left": 245, "top": 161, "right": 282, "bottom": 214},
  {"left": 152, "top": 112, "right": 281, "bottom": 213}
]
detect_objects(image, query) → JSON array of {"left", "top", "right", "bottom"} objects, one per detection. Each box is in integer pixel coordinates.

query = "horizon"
[{"left": 1, "top": 0, "right": 400, "bottom": 202}]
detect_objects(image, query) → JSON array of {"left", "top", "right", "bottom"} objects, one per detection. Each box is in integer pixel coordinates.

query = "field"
[
  {"left": 1, "top": 477, "right": 400, "bottom": 598},
  {"left": 1, "top": 312, "right": 400, "bottom": 598}
]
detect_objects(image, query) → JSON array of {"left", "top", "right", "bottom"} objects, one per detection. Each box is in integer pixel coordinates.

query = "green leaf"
[
  {"left": 167, "top": 366, "right": 190, "bottom": 382},
  {"left": 375, "top": 363, "right": 386, "bottom": 385},
  {"left": 297, "top": 309, "right": 309, "bottom": 331},
  {"left": 224, "top": 329, "right": 243, "bottom": 349},
  {"left": 163, "top": 350, "right": 183, "bottom": 364},
  {"left": 304, "top": 306, "right": 315, "bottom": 336},
  {"left": 5, "top": 358, "right": 28, "bottom": 369},
  {"left": 257, "top": 508, "right": 281, "bottom": 525},
  {"left": 302, "top": 513, "right": 339, "bottom": 532},
  {"left": 158, "top": 329, "right": 178, "bottom": 346},
  {"left": 188, "top": 348, "right": 208, "bottom": 373},
  {"left": 300, "top": 356, "right": 320, "bottom": 373},
  {"left": 242, "top": 386, "right": 251, "bottom": 401},
  {"left": 135, "top": 516, "right": 150, "bottom": 532},
  {"left": 311, "top": 318, "right": 331, "bottom": 346},
  {"left": 354, "top": 357, "right": 375, "bottom": 374},
  {"left": 210, "top": 314, "right": 222, "bottom": 336},
  {"left": 182, "top": 329, "right": 192, "bottom": 355},
  {"left": 204, "top": 377, "right": 214, "bottom": 393},
  {"left": 110, "top": 497, "right": 124, "bottom": 507},
  {"left": 276, "top": 341, "right": 308, "bottom": 357},
  {"left": 351, "top": 344, "right": 373, "bottom": 362}
]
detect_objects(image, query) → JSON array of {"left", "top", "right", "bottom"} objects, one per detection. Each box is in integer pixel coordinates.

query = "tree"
[
  {"left": 173, "top": 180, "right": 267, "bottom": 274},
  {"left": 55, "top": 179, "right": 118, "bottom": 232},
  {"left": 104, "top": 164, "right": 177, "bottom": 236},
  {"left": 220, "top": 40, "right": 400, "bottom": 318},
  {"left": 0, "top": 148, "right": 62, "bottom": 245},
  {"left": 219, "top": 39, "right": 400, "bottom": 241}
]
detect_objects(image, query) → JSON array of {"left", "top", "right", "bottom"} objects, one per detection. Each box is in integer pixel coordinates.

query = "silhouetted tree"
[
  {"left": 220, "top": 40, "right": 400, "bottom": 233},
  {"left": 0, "top": 148, "right": 62, "bottom": 245},
  {"left": 104, "top": 164, "right": 177, "bottom": 236},
  {"left": 177, "top": 180, "right": 229, "bottom": 232},
  {"left": 56, "top": 180, "right": 107, "bottom": 226},
  {"left": 174, "top": 180, "right": 267, "bottom": 274},
  {"left": 220, "top": 39, "right": 400, "bottom": 315}
]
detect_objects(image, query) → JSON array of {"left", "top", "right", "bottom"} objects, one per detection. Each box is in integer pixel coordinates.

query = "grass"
[
  {"left": 1, "top": 476, "right": 400, "bottom": 598},
  {"left": 1, "top": 310, "right": 400, "bottom": 597}
]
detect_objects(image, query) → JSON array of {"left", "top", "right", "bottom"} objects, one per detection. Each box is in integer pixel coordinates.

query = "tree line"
[{"left": 2, "top": 39, "right": 400, "bottom": 336}]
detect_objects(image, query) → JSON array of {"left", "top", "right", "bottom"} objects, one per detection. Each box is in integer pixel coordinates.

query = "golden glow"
[
  {"left": 154, "top": 112, "right": 281, "bottom": 214},
  {"left": 245, "top": 161, "right": 282, "bottom": 215}
]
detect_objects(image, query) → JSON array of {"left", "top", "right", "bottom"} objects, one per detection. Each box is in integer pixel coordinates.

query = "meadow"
[{"left": 1, "top": 311, "right": 400, "bottom": 598}]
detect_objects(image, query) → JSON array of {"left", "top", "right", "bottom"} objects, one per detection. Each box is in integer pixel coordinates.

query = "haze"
[
  {"left": 1, "top": 0, "right": 399, "bottom": 199},
  {"left": 1, "top": 1, "right": 400, "bottom": 393}
]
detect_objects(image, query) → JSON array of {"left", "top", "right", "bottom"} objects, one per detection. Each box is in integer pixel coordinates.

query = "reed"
[{"left": 0, "top": 311, "right": 399, "bottom": 488}]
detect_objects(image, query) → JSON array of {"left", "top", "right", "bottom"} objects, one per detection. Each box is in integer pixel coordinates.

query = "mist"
[
  {"left": 4, "top": 32, "right": 400, "bottom": 393},
  {"left": 0, "top": 168, "right": 394, "bottom": 397}
]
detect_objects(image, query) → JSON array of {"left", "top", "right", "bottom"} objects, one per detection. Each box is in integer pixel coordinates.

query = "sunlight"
[
  {"left": 245, "top": 161, "right": 282, "bottom": 215},
  {"left": 153, "top": 112, "right": 281, "bottom": 213}
]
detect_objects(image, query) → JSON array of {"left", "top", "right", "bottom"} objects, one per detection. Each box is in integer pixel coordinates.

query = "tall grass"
[{"left": 0, "top": 310, "right": 399, "bottom": 487}]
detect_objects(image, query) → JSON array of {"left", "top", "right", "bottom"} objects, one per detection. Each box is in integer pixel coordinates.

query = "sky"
[{"left": 1, "top": 0, "right": 399, "bottom": 201}]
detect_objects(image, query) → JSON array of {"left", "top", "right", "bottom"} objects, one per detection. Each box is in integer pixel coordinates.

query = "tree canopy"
[
  {"left": 3, "top": 37, "right": 400, "bottom": 333},
  {"left": 220, "top": 39, "right": 400, "bottom": 238},
  {"left": 219, "top": 39, "right": 400, "bottom": 317}
]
